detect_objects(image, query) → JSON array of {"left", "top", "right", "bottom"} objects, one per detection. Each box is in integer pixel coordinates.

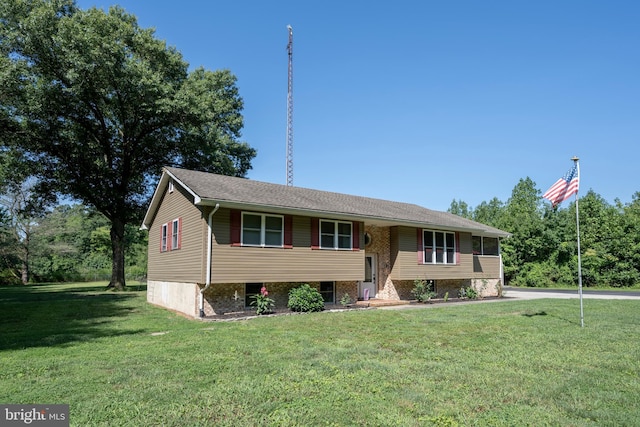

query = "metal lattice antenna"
[{"left": 286, "top": 25, "right": 294, "bottom": 186}]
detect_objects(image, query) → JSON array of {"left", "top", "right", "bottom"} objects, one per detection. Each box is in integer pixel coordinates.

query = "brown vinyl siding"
[
  {"left": 389, "top": 226, "right": 477, "bottom": 280},
  {"left": 147, "top": 184, "right": 206, "bottom": 283},
  {"left": 472, "top": 255, "right": 502, "bottom": 278},
  {"left": 210, "top": 208, "right": 364, "bottom": 283}
]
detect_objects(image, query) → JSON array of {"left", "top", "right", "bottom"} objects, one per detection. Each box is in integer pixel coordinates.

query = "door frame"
[{"left": 360, "top": 254, "right": 377, "bottom": 300}]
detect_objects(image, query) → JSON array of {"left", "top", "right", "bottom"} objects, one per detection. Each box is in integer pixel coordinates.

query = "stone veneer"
[{"left": 200, "top": 281, "right": 359, "bottom": 316}]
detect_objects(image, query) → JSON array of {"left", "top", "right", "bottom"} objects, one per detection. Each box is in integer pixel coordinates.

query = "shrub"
[
  {"left": 288, "top": 284, "right": 325, "bottom": 312},
  {"left": 465, "top": 286, "right": 478, "bottom": 300},
  {"left": 250, "top": 286, "right": 275, "bottom": 315},
  {"left": 340, "top": 293, "right": 351, "bottom": 307},
  {"left": 459, "top": 286, "right": 478, "bottom": 300},
  {"left": 411, "top": 279, "right": 436, "bottom": 302}
]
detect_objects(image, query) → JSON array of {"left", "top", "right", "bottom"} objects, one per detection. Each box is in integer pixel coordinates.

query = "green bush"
[
  {"left": 411, "top": 279, "right": 436, "bottom": 302},
  {"left": 250, "top": 286, "right": 275, "bottom": 315},
  {"left": 288, "top": 284, "right": 325, "bottom": 312},
  {"left": 465, "top": 286, "right": 478, "bottom": 300},
  {"left": 340, "top": 293, "right": 351, "bottom": 306},
  {"left": 458, "top": 286, "right": 478, "bottom": 300}
]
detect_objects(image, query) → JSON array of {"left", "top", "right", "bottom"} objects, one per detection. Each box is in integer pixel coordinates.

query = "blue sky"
[{"left": 79, "top": 0, "right": 640, "bottom": 211}]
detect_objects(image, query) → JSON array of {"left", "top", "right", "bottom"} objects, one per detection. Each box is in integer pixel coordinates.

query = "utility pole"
[{"left": 286, "top": 25, "right": 294, "bottom": 186}]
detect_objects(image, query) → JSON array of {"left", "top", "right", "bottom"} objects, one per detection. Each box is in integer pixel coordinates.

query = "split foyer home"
[{"left": 141, "top": 167, "right": 510, "bottom": 318}]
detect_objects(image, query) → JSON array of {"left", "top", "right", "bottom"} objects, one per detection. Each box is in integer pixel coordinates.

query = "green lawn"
[{"left": 1, "top": 283, "right": 639, "bottom": 426}]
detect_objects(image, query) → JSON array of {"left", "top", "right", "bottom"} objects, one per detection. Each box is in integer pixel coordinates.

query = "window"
[
  {"left": 245, "top": 283, "right": 263, "bottom": 307},
  {"left": 160, "top": 218, "right": 181, "bottom": 252},
  {"left": 171, "top": 219, "right": 180, "bottom": 249},
  {"left": 320, "top": 220, "right": 352, "bottom": 249},
  {"left": 242, "top": 213, "right": 283, "bottom": 247},
  {"left": 423, "top": 230, "right": 456, "bottom": 264},
  {"left": 320, "top": 281, "right": 335, "bottom": 303},
  {"left": 168, "top": 181, "right": 174, "bottom": 193},
  {"left": 472, "top": 236, "right": 499, "bottom": 256},
  {"left": 161, "top": 224, "right": 168, "bottom": 252},
  {"left": 483, "top": 237, "right": 499, "bottom": 255}
]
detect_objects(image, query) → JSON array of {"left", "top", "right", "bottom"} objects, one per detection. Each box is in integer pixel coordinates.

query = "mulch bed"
[
  {"left": 201, "top": 304, "right": 371, "bottom": 322},
  {"left": 201, "top": 296, "right": 503, "bottom": 321}
]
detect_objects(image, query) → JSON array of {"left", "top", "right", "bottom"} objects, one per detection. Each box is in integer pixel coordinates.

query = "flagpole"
[{"left": 572, "top": 156, "right": 584, "bottom": 328}]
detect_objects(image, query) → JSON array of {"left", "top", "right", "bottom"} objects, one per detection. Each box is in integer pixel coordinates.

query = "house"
[{"left": 141, "top": 167, "right": 510, "bottom": 318}]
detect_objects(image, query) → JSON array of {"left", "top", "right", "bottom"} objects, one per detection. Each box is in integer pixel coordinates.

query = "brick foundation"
[{"left": 200, "top": 281, "right": 359, "bottom": 316}]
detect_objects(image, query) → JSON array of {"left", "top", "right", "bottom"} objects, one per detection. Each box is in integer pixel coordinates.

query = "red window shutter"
[
  {"left": 417, "top": 228, "right": 423, "bottom": 264},
  {"left": 311, "top": 218, "right": 319, "bottom": 249},
  {"left": 352, "top": 222, "right": 360, "bottom": 251},
  {"left": 177, "top": 217, "right": 183, "bottom": 249},
  {"left": 284, "top": 215, "right": 293, "bottom": 248},
  {"left": 230, "top": 210, "right": 241, "bottom": 246}
]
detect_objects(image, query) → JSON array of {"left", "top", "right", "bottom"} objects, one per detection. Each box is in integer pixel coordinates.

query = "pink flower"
[
  {"left": 261, "top": 286, "right": 268, "bottom": 296},
  {"left": 264, "top": 291, "right": 269, "bottom": 296}
]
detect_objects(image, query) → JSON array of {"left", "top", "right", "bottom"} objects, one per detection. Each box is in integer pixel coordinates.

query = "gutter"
[{"left": 199, "top": 203, "right": 220, "bottom": 317}]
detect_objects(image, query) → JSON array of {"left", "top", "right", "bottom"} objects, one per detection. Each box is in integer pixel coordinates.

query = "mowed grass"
[{"left": 1, "top": 283, "right": 639, "bottom": 426}]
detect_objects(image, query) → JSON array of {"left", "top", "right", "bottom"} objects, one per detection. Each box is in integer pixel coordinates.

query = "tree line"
[
  {"left": 449, "top": 178, "right": 640, "bottom": 288},
  {"left": 0, "top": 202, "right": 146, "bottom": 285},
  {"left": 2, "top": 176, "right": 638, "bottom": 288},
  {"left": 2, "top": 1, "right": 638, "bottom": 289},
  {"left": 0, "top": 0, "right": 255, "bottom": 290}
]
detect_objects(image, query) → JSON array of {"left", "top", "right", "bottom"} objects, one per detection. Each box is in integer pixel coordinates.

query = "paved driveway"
[
  {"left": 503, "top": 287, "right": 640, "bottom": 300},
  {"left": 379, "top": 287, "right": 640, "bottom": 311}
]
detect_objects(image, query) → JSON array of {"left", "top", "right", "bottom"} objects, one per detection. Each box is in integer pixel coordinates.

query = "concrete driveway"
[
  {"left": 503, "top": 286, "right": 640, "bottom": 300},
  {"left": 378, "top": 287, "right": 640, "bottom": 311}
]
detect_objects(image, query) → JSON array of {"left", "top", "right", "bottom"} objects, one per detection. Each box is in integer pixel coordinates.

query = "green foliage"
[
  {"left": 458, "top": 286, "right": 478, "bottom": 300},
  {"left": 411, "top": 279, "right": 436, "bottom": 302},
  {"left": 340, "top": 292, "right": 352, "bottom": 306},
  {"left": 287, "top": 284, "right": 325, "bottom": 312},
  {"left": 443, "top": 291, "right": 449, "bottom": 302},
  {"left": 449, "top": 179, "right": 640, "bottom": 288},
  {"left": 250, "top": 287, "right": 275, "bottom": 315},
  {"left": 0, "top": 0, "right": 255, "bottom": 289},
  {"left": 465, "top": 287, "right": 478, "bottom": 300}
]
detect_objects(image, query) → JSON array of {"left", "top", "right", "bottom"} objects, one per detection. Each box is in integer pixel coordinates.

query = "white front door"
[{"left": 361, "top": 254, "right": 377, "bottom": 300}]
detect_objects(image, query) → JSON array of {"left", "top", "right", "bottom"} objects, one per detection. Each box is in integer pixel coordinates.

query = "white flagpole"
[{"left": 572, "top": 156, "right": 584, "bottom": 327}]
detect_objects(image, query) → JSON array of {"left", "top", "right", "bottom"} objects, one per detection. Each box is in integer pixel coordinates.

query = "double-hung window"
[
  {"left": 320, "top": 220, "right": 352, "bottom": 250},
  {"left": 161, "top": 224, "right": 168, "bottom": 252},
  {"left": 242, "top": 213, "right": 284, "bottom": 247},
  {"left": 423, "top": 230, "right": 456, "bottom": 264},
  {"left": 171, "top": 219, "right": 180, "bottom": 249},
  {"left": 472, "top": 236, "right": 499, "bottom": 256},
  {"left": 160, "top": 218, "right": 181, "bottom": 252}
]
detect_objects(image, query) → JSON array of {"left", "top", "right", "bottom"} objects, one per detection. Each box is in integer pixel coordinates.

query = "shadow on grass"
[
  {"left": 0, "top": 283, "right": 146, "bottom": 351},
  {"left": 522, "top": 311, "right": 548, "bottom": 317}
]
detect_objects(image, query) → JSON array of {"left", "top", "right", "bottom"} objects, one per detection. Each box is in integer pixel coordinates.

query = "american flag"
[{"left": 543, "top": 164, "right": 579, "bottom": 207}]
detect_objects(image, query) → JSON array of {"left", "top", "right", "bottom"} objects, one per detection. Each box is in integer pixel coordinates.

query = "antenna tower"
[{"left": 286, "top": 25, "right": 294, "bottom": 186}]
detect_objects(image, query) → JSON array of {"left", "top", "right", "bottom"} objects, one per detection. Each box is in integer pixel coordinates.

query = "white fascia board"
[{"left": 140, "top": 168, "right": 201, "bottom": 230}]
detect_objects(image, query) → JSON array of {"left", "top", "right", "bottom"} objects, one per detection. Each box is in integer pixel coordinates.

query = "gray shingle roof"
[{"left": 155, "top": 167, "right": 509, "bottom": 237}]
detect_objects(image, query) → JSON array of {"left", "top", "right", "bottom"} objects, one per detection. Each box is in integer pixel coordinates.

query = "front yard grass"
[{"left": 1, "top": 282, "right": 639, "bottom": 426}]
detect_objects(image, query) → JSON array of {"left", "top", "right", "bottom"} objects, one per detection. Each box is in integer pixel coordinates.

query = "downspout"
[{"left": 200, "top": 203, "right": 220, "bottom": 317}]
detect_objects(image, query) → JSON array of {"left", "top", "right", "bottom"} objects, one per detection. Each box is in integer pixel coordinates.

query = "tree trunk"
[
  {"left": 20, "top": 233, "right": 29, "bottom": 285},
  {"left": 108, "top": 217, "right": 126, "bottom": 290}
]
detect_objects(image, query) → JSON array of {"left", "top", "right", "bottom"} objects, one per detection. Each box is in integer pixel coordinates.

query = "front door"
[{"left": 361, "top": 254, "right": 377, "bottom": 300}]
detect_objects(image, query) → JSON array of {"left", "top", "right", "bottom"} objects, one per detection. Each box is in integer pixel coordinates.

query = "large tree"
[{"left": 0, "top": 0, "right": 256, "bottom": 289}]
